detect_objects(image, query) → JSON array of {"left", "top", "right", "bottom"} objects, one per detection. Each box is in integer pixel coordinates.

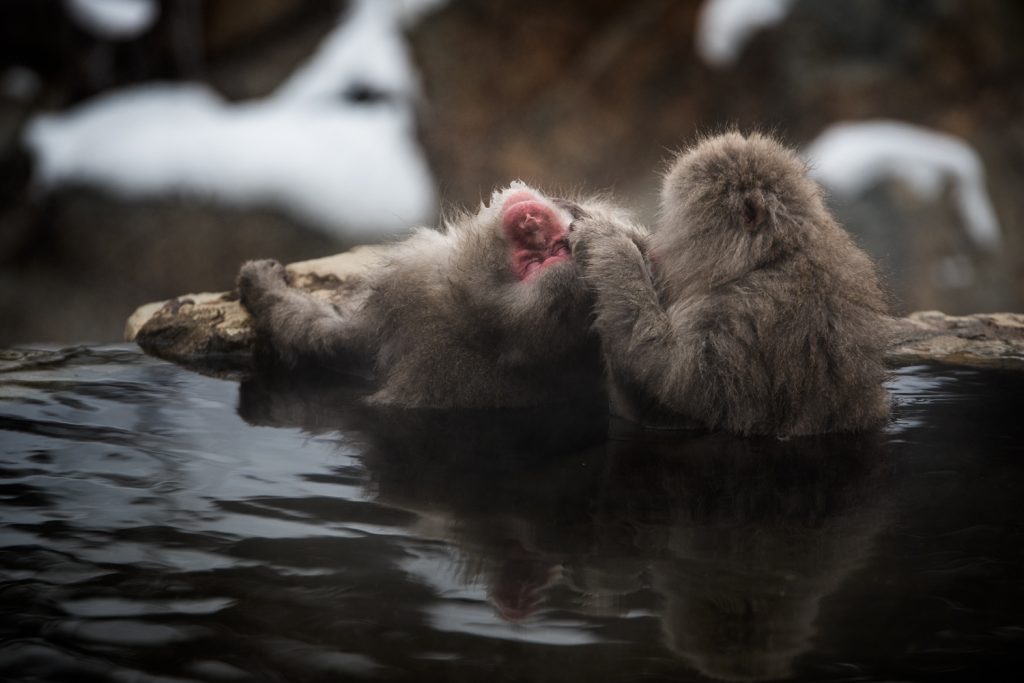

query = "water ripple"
[{"left": 1, "top": 347, "right": 1023, "bottom": 681}]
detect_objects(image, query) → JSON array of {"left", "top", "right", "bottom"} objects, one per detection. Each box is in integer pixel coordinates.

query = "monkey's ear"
[{"left": 742, "top": 195, "right": 766, "bottom": 231}]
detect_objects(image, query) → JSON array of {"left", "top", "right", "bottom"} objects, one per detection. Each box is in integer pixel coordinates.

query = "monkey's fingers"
[
  {"left": 566, "top": 219, "right": 596, "bottom": 265},
  {"left": 551, "top": 197, "right": 589, "bottom": 223},
  {"left": 237, "top": 259, "right": 290, "bottom": 309}
]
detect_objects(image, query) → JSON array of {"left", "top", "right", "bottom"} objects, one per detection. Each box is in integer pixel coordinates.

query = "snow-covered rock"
[
  {"left": 695, "top": 0, "right": 795, "bottom": 67},
  {"left": 65, "top": 0, "right": 159, "bottom": 41},
  {"left": 805, "top": 120, "right": 1001, "bottom": 250},
  {"left": 27, "top": 0, "right": 442, "bottom": 241}
]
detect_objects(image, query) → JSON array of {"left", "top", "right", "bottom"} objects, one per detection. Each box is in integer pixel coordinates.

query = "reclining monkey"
[{"left": 238, "top": 184, "right": 629, "bottom": 409}]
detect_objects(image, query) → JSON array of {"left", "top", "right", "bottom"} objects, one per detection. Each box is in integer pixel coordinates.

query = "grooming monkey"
[
  {"left": 238, "top": 184, "right": 630, "bottom": 408},
  {"left": 570, "top": 132, "right": 891, "bottom": 436}
]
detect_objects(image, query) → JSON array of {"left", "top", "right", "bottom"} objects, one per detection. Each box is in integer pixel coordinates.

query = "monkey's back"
[
  {"left": 708, "top": 248, "right": 890, "bottom": 436},
  {"left": 657, "top": 131, "right": 891, "bottom": 435}
]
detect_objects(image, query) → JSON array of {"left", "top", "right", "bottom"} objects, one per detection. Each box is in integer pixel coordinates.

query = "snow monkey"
[
  {"left": 238, "top": 183, "right": 631, "bottom": 409},
  {"left": 569, "top": 132, "right": 891, "bottom": 436}
]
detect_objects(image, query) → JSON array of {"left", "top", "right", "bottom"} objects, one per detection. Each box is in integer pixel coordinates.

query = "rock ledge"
[{"left": 126, "top": 248, "right": 1024, "bottom": 373}]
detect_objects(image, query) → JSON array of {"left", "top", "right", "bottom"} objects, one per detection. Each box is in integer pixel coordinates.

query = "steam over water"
[{"left": 1, "top": 346, "right": 1023, "bottom": 682}]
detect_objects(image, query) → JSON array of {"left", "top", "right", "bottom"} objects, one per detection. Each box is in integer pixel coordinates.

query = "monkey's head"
[
  {"left": 655, "top": 132, "right": 830, "bottom": 286},
  {"left": 448, "top": 182, "right": 596, "bottom": 357},
  {"left": 499, "top": 185, "right": 575, "bottom": 280}
]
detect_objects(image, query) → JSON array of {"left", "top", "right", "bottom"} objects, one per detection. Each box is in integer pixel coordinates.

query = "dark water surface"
[{"left": 1, "top": 346, "right": 1023, "bottom": 682}]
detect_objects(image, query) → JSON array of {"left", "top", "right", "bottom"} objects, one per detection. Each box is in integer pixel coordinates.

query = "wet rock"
[
  {"left": 889, "top": 311, "right": 1024, "bottom": 370},
  {"left": 127, "top": 245, "right": 385, "bottom": 371},
  {"left": 126, "top": 246, "right": 1024, "bottom": 373},
  {"left": 126, "top": 292, "right": 254, "bottom": 372}
]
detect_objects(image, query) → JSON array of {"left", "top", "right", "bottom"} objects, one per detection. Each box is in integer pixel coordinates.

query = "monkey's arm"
[
  {"left": 570, "top": 219, "right": 699, "bottom": 401},
  {"left": 237, "top": 259, "right": 370, "bottom": 368}
]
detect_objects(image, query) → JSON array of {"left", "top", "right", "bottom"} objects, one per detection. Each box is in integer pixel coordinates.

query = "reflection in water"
[
  {"left": 1, "top": 346, "right": 1023, "bottom": 682},
  {"left": 239, "top": 371, "right": 611, "bottom": 630},
  {"left": 240, "top": 373, "right": 891, "bottom": 680},
  {"left": 612, "top": 436, "right": 888, "bottom": 681}
]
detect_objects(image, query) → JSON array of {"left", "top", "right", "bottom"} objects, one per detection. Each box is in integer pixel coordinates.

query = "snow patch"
[
  {"left": 805, "top": 120, "right": 1002, "bottom": 250},
  {"left": 26, "top": 84, "right": 435, "bottom": 241},
  {"left": 394, "top": 0, "right": 449, "bottom": 27},
  {"left": 275, "top": 0, "right": 419, "bottom": 105},
  {"left": 26, "top": 0, "right": 440, "bottom": 241},
  {"left": 65, "top": 0, "right": 159, "bottom": 41},
  {"left": 696, "top": 0, "right": 795, "bottom": 67}
]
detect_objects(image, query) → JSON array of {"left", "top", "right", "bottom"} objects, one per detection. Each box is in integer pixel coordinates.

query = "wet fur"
[{"left": 570, "top": 132, "right": 892, "bottom": 435}]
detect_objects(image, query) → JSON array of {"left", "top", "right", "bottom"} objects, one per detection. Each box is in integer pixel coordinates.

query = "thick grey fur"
[
  {"left": 237, "top": 185, "right": 616, "bottom": 409},
  {"left": 570, "top": 132, "right": 892, "bottom": 436}
]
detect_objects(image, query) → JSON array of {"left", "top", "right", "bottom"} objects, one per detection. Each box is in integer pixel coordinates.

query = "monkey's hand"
[
  {"left": 569, "top": 215, "right": 649, "bottom": 274},
  {"left": 238, "top": 259, "right": 290, "bottom": 313}
]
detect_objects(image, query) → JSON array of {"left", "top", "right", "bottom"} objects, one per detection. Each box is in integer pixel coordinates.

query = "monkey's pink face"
[{"left": 500, "top": 189, "right": 573, "bottom": 281}]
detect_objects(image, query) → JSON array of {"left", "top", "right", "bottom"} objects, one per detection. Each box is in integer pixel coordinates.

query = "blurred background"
[{"left": 1, "top": 0, "right": 1021, "bottom": 345}]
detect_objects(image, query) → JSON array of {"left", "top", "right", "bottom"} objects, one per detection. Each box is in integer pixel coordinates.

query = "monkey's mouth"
[{"left": 501, "top": 191, "right": 572, "bottom": 281}]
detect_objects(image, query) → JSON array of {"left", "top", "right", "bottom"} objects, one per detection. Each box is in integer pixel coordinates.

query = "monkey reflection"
[
  {"left": 237, "top": 372, "right": 608, "bottom": 620},
  {"left": 238, "top": 184, "right": 637, "bottom": 409},
  {"left": 570, "top": 132, "right": 892, "bottom": 436},
  {"left": 239, "top": 377, "right": 891, "bottom": 680},
  {"left": 599, "top": 435, "right": 889, "bottom": 681}
]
